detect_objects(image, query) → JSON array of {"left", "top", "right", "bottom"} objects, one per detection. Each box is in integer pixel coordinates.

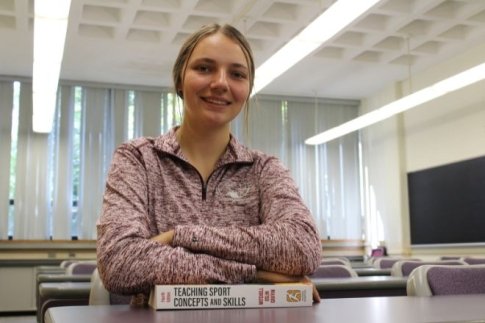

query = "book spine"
[{"left": 150, "top": 284, "right": 312, "bottom": 310}]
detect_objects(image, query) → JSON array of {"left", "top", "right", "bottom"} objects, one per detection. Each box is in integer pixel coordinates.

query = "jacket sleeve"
[
  {"left": 172, "top": 156, "right": 321, "bottom": 276},
  {"left": 97, "top": 144, "right": 256, "bottom": 295}
]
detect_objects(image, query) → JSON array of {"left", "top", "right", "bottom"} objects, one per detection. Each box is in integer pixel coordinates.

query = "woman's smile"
[{"left": 202, "top": 96, "right": 231, "bottom": 106}]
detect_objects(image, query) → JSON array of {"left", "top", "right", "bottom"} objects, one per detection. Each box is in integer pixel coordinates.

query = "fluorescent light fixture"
[
  {"left": 32, "top": 0, "right": 72, "bottom": 133},
  {"left": 252, "top": 0, "right": 381, "bottom": 96},
  {"left": 305, "top": 62, "right": 485, "bottom": 145}
]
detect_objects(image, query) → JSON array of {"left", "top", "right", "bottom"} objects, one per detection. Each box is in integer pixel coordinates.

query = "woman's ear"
[{"left": 177, "top": 89, "right": 183, "bottom": 99}]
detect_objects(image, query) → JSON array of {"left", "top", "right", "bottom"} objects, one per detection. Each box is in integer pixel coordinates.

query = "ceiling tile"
[
  {"left": 263, "top": 2, "right": 298, "bottom": 21},
  {"left": 78, "top": 24, "right": 115, "bottom": 39},
  {"left": 438, "top": 24, "right": 472, "bottom": 39},
  {"left": 425, "top": 0, "right": 465, "bottom": 19},
  {"left": 352, "top": 50, "right": 383, "bottom": 63},
  {"left": 182, "top": 15, "right": 221, "bottom": 30},
  {"left": 373, "top": 36, "right": 405, "bottom": 51},
  {"left": 141, "top": 0, "right": 182, "bottom": 10},
  {"left": 354, "top": 14, "right": 390, "bottom": 31},
  {"left": 413, "top": 40, "right": 444, "bottom": 54},
  {"left": 133, "top": 10, "right": 170, "bottom": 28},
  {"left": 194, "top": 0, "right": 235, "bottom": 15},
  {"left": 333, "top": 31, "right": 366, "bottom": 47},
  {"left": 127, "top": 28, "right": 161, "bottom": 42},
  {"left": 82, "top": 5, "right": 122, "bottom": 24}
]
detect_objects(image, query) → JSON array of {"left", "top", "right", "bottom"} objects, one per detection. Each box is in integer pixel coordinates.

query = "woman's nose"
[{"left": 210, "top": 69, "right": 229, "bottom": 91}]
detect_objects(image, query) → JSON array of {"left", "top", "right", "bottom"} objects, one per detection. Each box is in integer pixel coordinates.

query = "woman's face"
[{"left": 181, "top": 32, "right": 250, "bottom": 130}]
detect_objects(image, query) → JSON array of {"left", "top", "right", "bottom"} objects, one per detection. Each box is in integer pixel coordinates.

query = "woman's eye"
[
  {"left": 196, "top": 65, "right": 211, "bottom": 73},
  {"left": 232, "top": 71, "right": 247, "bottom": 79}
]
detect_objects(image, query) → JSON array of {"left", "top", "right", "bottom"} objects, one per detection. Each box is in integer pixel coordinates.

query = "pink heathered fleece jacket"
[{"left": 97, "top": 128, "right": 321, "bottom": 303}]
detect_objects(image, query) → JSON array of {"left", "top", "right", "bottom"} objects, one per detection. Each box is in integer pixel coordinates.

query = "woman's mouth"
[{"left": 202, "top": 97, "right": 230, "bottom": 106}]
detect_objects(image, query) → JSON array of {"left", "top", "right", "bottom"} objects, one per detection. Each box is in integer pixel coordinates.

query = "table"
[
  {"left": 349, "top": 261, "right": 373, "bottom": 269},
  {"left": 313, "top": 276, "right": 407, "bottom": 298},
  {"left": 39, "top": 282, "right": 92, "bottom": 299},
  {"left": 45, "top": 295, "right": 485, "bottom": 323},
  {"left": 354, "top": 267, "right": 391, "bottom": 276}
]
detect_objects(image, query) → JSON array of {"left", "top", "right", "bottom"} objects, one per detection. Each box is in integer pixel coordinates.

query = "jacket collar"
[{"left": 154, "top": 127, "right": 254, "bottom": 164}]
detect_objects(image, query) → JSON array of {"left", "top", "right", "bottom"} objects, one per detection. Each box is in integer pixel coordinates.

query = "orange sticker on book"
[{"left": 286, "top": 290, "right": 302, "bottom": 302}]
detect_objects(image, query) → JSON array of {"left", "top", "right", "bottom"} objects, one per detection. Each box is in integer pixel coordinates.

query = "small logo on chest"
[
  {"left": 223, "top": 183, "right": 252, "bottom": 200},
  {"left": 226, "top": 191, "right": 241, "bottom": 199}
]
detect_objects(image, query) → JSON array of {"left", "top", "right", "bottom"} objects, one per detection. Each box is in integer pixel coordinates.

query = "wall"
[
  {"left": 0, "top": 241, "right": 95, "bottom": 312},
  {"left": 360, "top": 42, "right": 485, "bottom": 257}
]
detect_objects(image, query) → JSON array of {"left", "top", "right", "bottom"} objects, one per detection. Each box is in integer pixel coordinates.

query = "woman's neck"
[{"left": 176, "top": 123, "right": 230, "bottom": 181}]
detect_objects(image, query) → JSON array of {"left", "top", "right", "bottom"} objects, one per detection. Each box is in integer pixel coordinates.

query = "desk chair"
[
  {"left": 309, "top": 265, "right": 358, "bottom": 278},
  {"left": 65, "top": 261, "right": 97, "bottom": 275},
  {"left": 38, "top": 282, "right": 91, "bottom": 323},
  {"left": 391, "top": 260, "right": 466, "bottom": 277},
  {"left": 370, "top": 246, "right": 387, "bottom": 257},
  {"left": 463, "top": 257, "right": 485, "bottom": 265},
  {"left": 321, "top": 257, "right": 351, "bottom": 267},
  {"left": 439, "top": 256, "right": 463, "bottom": 261},
  {"left": 373, "top": 258, "right": 411, "bottom": 269},
  {"left": 36, "top": 261, "right": 95, "bottom": 323},
  {"left": 89, "top": 268, "right": 131, "bottom": 305},
  {"left": 59, "top": 260, "right": 76, "bottom": 268},
  {"left": 407, "top": 264, "right": 485, "bottom": 296}
]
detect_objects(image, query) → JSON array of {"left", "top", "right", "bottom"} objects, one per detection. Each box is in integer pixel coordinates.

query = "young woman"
[{"left": 97, "top": 23, "right": 321, "bottom": 306}]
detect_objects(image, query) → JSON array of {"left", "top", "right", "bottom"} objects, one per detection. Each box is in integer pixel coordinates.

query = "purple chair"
[
  {"left": 374, "top": 258, "right": 401, "bottom": 269},
  {"left": 66, "top": 261, "right": 97, "bottom": 275},
  {"left": 37, "top": 261, "right": 96, "bottom": 323},
  {"left": 463, "top": 257, "right": 485, "bottom": 265},
  {"left": 59, "top": 260, "right": 76, "bottom": 269},
  {"left": 439, "top": 256, "right": 462, "bottom": 260},
  {"left": 320, "top": 258, "right": 350, "bottom": 266},
  {"left": 407, "top": 264, "right": 485, "bottom": 296},
  {"left": 392, "top": 260, "right": 466, "bottom": 277},
  {"left": 370, "top": 246, "right": 387, "bottom": 257},
  {"left": 374, "top": 258, "right": 420, "bottom": 269},
  {"left": 309, "top": 265, "right": 358, "bottom": 278}
]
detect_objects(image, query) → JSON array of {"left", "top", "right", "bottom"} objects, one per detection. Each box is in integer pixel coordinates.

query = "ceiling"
[{"left": 1, "top": 0, "right": 485, "bottom": 99}]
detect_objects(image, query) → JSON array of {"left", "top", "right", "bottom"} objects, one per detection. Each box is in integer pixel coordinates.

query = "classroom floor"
[{"left": 0, "top": 316, "right": 36, "bottom": 323}]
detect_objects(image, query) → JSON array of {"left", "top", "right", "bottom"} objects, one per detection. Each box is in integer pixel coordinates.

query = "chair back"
[
  {"left": 321, "top": 257, "right": 350, "bottom": 267},
  {"left": 439, "top": 256, "right": 462, "bottom": 261},
  {"left": 66, "top": 261, "right": 97, "bottom": 275},
  {"left": 59, "top": 260, "right": 76, "bottom": 268},
  {"left": 408, "top": 264, "right": 485, "bottom": 296},
  {"left": 463, "top": 257, "right": 485, "bottom": 265},
  {"left": 392, "top": 260, "right": 466, "bottom": 277},
  {"left": 373, "top": 257, "right": 420, "bottom": 269},
  {"left": 89, "top": 268, "right": 131, "bottom": 305},
  {"left": 309, "top": 265, "right": 358, "bottom": 278},
  {"left": 370, "top": 246, "right": 387, "bottom": 257}
]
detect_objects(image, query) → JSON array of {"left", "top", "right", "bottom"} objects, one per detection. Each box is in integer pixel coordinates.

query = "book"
[{"left": 149, "top": 282, "right": 313, "bottom": 310}]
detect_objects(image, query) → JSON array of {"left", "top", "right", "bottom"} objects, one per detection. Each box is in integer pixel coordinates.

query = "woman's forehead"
[{"left": 188, "top": 33, "right": 248, "bottom": 68}]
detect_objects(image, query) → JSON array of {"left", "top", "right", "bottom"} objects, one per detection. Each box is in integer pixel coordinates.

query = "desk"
[
  {"left": 349, "top": 261, "right": 372, "bottom": 269},
  {"left": 354, "top": 268, "right": 391, "bottom": 276},
  {"left": 313, "top": 276, "right": 407, "bottom": 298},
  {"left": 39, "top": 282, "right": 92, "bottom": 299},
  {"left": 45, "top": 295, "right": 485, "bottom": 323}
]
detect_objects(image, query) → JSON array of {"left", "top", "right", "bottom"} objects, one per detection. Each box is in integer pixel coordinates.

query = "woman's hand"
[
  {"left": 255, "top": 270, "right": 320, "bottom": 303},
  {"left": 151, "top": 230, "right": 175, "bottom": 245},
  {"left": 301, "top": 275, "right": 320, "bottom": 303}
]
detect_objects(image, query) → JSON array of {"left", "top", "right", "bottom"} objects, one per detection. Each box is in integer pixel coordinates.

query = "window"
[
  {"left": 7, "top": 81, "right": 20, "bottom": 238},
  {"left": 0, "top": 80, "right": 362, "bottom": 240}
]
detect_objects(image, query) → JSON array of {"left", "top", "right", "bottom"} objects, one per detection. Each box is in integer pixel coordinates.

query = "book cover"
[{"left": 149, "top": 283, "right": 313, "bottom": 310}]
